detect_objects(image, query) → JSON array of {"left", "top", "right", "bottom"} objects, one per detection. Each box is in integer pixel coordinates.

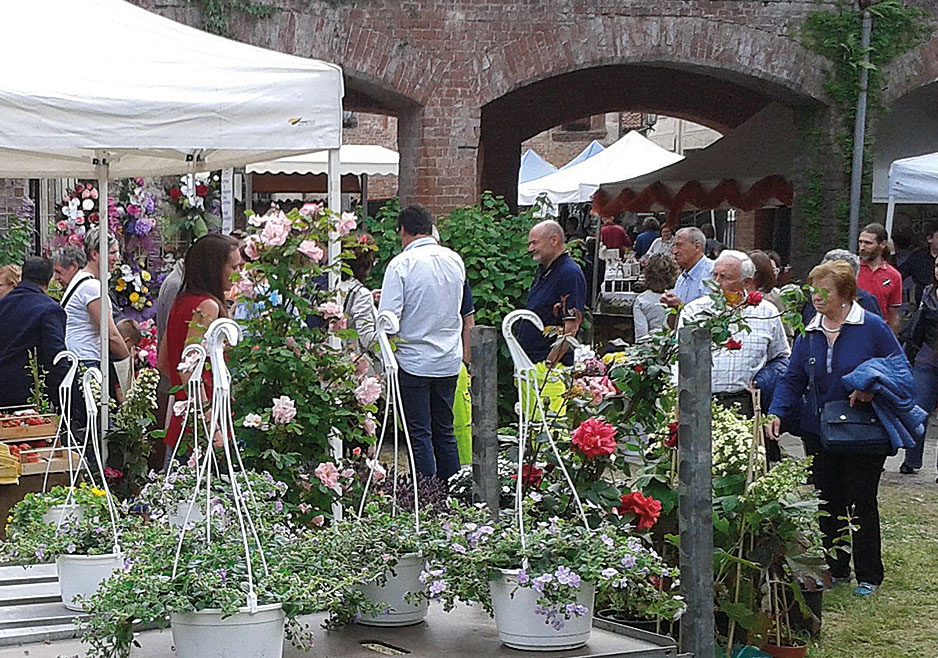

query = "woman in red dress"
[{"left": 157, "top": 234, "right": 242, "bottom": 469}]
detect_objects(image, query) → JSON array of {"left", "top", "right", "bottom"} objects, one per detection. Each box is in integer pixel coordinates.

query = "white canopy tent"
[
  {"left": 247, "top": 145, "right": 399, "bottom": 177},
  {"left": 518, "top": 149, "right": 558, "bottom": 184},
  {"left": 884, "top": 152, "right": 938, "bottom": 236},
  {"left": 518, "top": 131, "right": 682, "bottom": 206},
  {"left": 560, "top": 140, "right": 606, "bottom": 170},
  {"left": 0, "top": 0, "right": 344, "bottom": 437}
]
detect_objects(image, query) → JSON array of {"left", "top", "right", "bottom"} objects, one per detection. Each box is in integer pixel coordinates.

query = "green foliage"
[
  {"left": 189, "top": 0, "right": 279, "bottom": 36},
  {"left": 362, "top": 197, "right": 402, "bottom": 290},
  {"left": 105, "top": 368, "right": 160, "bottom": 499},
  {"left": 0, "top": 216, "right": 33, "bottom": 266},
  {"left": 26, "top": 351, "right": 53, "bottom": 414}
]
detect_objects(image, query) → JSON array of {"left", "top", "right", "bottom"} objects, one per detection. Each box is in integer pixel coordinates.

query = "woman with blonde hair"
[{"left": 0, "top": 264, "right": 21, "bottom": 299}]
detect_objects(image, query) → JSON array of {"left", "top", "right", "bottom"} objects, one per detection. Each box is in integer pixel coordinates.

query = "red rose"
[
  {"left": 571, "top": 418, "right": 617, "bottom": 459},
  {"left": 664, "top": 421, "right": 678, "bottom": 448},
  {"left": 634, "top": 364, "right": 644, "bottom": 373},
  {"left": 616, "top": 491, "right": 662, "bottom": 530},
  {"left": 746, "top": 290, "right": 763, "bottom": 306},
  {"left": 195, "top": 184, "right": 209, "bottom": 197},
  {"left": 725, "top": 337, "right": 743, "bottom": 350},
  {"left": 510, "top": 464, "right": 544, "bottom": 488},
  {"left": 169, "top": 186, "right": 182, "bottom": 200}
]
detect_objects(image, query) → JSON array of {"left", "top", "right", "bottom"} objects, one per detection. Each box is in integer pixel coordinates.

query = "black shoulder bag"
[{"left": 809, "top": 333, "right": 892, "bottom": 455}]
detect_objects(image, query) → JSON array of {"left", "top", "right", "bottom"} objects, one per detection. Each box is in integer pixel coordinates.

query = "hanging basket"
[
  {"left": 489, "top": 568, "right": 594, "bottom": 651},
  {"left": 56, "top": 552, "right": 123, "bottom": 611},
  {"left": 167, "top": 500, "right": 206, "bottom": 528},
  {"left": 41, "top": 503, "right": 83, "bottom": 526},
  {"left": 356, "top": 553, "right": 428, "bottom": 627},
  {"left": 171, "top": 602, "right": 285, "bottom": 658}
]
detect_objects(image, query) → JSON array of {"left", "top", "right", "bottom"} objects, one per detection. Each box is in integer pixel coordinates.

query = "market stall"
[
  {"left": 883, "top": 151, "right": 938, "bottom": 235},
  {"left": 0, "top": 0, "right": 345, "bottom": 439},
  {"left": 518, "top": 149, "right": 557, "bottom": 184}
]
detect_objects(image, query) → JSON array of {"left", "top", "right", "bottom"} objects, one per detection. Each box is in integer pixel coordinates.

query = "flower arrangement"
[
  {"left": 134, "top": 319, "right": 158, "bottom": 370},
  {"left": 229, "top": 205, "right": 379, "bottom": 521},
  {"left": 161, "top": 172, "right": 220, "bottom": 250},
  {"left": 111, "top": 260, "right": 154, "bottom": 312},
  {"left": 1, "top": 484, "right": 123, "bottom": 562},
  {"left": 54, "top": 183, "right": 100, "bottom": 247}
]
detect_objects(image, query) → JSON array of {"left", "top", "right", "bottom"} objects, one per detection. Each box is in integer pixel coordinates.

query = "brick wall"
[
  {"left": 344, "top": 113, "right": 399, "bottom": 200},
  {"left": 0, "top": 179, "right": 29, "bottom": 224}
]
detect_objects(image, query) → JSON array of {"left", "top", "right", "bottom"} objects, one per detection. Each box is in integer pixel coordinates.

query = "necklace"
[{"left": 820, "top": 317, "right": 842, "bottom": 333}]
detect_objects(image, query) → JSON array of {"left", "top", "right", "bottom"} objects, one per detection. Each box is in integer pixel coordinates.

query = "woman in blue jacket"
[{"left": 767, "top": 260, "right": 904, "bottom": 597}]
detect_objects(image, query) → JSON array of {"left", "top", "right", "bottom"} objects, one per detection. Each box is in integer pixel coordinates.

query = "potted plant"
[
  {"left": 80, "top": 461, "right": 354, "bottom": 658},
  {"left": 421, "top": 504, "right": 681, "bottom": 651},
  {"left": 2, "top": 484, "right": 125, "bottom": 611}
]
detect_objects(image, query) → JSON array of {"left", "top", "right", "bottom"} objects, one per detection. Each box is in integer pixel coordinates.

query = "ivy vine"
[
  {"left": 188, "top": 0, "right": 280, "bottom": 36},
  {"left": 799, "top": 0, "right": 932, "bottom": 247}
]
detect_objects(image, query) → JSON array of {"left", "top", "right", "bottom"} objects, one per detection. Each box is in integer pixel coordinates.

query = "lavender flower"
[
  {"left": 65, "top": 544, "right": 76, "bottom": 554},
  {"left": 621, "top": 554, "right": 637, "bottom": 569},
  {"left": 428, "top": 580, "right": 447, "bottom": 598},
  {"left": 601, "top": 567, "right": 618, "bottom": 579},
  {"left": 554, "top": 566, "right": 581, "bottom": 588},
  {"left": 532, "top": 573, "right": 553, "bottom": 593},
  {"left": 515, "top": 569, "right": 530, "bottom": 585}
]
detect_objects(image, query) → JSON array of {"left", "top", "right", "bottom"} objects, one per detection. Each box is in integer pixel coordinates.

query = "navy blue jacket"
[
  {"left": 0, "top": 282, "right": 67, "bottom": 408},
  {"left": 769, "top": 302, "right": 903, "bottom": 437},
  {"left": 842, "top": 355, "right": 927, "bottom": 451},
  {"left": 517, "top": 253, "right": 587, "bottom": 366}
]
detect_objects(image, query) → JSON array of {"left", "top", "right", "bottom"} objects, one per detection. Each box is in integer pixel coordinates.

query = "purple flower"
[
  {"left": 554, "top": 566, "right": 581, "bottom": 588},
  {"left": 217, "top": 569, "right": 228, "bottom": 582},
  {"left": 600, "top": 533, "right": 614, "bottom": 547},
  {"left": 274, "top": 500, "right": 283, "bottom": 512},
  {"left": 34, "top": 547, "right": 45, "bottom": 561},
  {"left": 601, "top": 568, "right": 618, "bottom": 579},
  {"left": 65, "top": 544, "right": 76, "bottom": 554},
  {"left": 532, "top": 573, "right": 553, "bottom": 593},
  {"left": 621, "top": 554, "right": 637, "bottom": 569},
  {"left": 451, "top": 542, "right": 466, "bottom": 554},
  {"left": 515, "top": 569, "right": 530, "bottom": 585},
  {"left": 428, "top": 580, "right": 447, "bottom": 598}
]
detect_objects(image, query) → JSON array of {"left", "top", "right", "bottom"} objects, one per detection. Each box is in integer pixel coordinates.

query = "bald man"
[{"left": 517, "top": 220, "right": 587, "bottom": 366}]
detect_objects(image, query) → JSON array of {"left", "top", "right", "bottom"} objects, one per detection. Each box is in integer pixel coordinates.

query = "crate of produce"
[
  {"left": 0, "top": 408, "right": 58, "bottom": 441},
  {"left": 20, "top": 448, "right": 83, "bottom": 477}
]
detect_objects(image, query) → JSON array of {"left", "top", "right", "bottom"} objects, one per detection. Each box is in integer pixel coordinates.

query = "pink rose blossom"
[
  {"left": 271, "top": 395, "right": 297, "bottom": 424},
  {"left": 353, "top": 446, "right": 362, "bottom": 457},
  {"left": 367, "top": 458, "right": 387, "bottom": 483},
  {"left": 319, "top": 302, "right": 343, "bottom": 319},
  {"left": 299, "top": 203, "right": 323, "bottom": 219},
  {"left": 363, "top": 415, "right": 377, "bottom": 436},
  {"left": 355, "top": 376, "right": 382, "bottom": 406},
  {"left": 337, "top": 212, "right": 357, "bottom": 237},
  {"left": 260, "top": 217, "right": 291, "bottom": 247},
  {"left": 243, "top": 236, "right": 261, "bottom": 260},
  {"left": 311, "top": 514, "right": 325, "bottom": 526},
  {"left": 330, "top": 317, "right": 349, "bottom": 332},
  {"left": 355, "top": 357, "right": 370, "bottom": 377},
  {"left": 247, "top": 213, "right": 267, "bottom": 227},
  {"left": 314, "top": 462, "right": 342, "bottom": 494},
  {"left": 298, "top": 240, "right": 325, "bottom": 262},
  {"left": 173, "top": 400, "right": 188, "bottom": 417},
  {"left": 56, "top": 220, "right": 68, "bottom": 231},
  {"left": 231, "top": 278, "right": 254, "bottom": 299}
]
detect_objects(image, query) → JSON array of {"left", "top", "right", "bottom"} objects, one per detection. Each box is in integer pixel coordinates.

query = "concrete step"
[
  {"left": 0, "top": 601, "right": 81, "bottom": 630},
  {"left": 0, "top": 622, "right": 80, "bottom": 647},
  {"left": 0, "top": 581, "right": 61, "bottom": 607},
  {"left": 0, "top": 564, "right": 58, "bottom": 587}
]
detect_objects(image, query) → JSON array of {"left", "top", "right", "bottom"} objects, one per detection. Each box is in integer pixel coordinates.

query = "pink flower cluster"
[
  {"left": 337, "top": 212, "right": 357, "bottom": 237},
  {"left": 355, "top": 376, "right": 382, "bottom": 406},
  {"left": 581, "top": 376, "right": 617, "bottom": 404},
  {"left": 260, "top": 215, "right": 292, "bottom": 247},
  {"left": 298, "top": 239, "right": 324, "bottom": 262},
  {"left": 271, "top": 395, "right": 297, "bottom": 424}
]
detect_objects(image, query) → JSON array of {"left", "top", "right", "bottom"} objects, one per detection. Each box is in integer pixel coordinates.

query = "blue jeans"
[
  {"left": 903, "top": 363, "right": 938, "bottom": 470},
  {"left": 397, "top": 369, "right": 460, "bottom": 481}
]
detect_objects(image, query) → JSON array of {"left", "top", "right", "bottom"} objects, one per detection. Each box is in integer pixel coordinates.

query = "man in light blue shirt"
[
  {"left": 379, "top": 205, "right": 465, "bottom": 481},
  {"left": 661, "top": 226, "right": 714, "bottom": 310}
]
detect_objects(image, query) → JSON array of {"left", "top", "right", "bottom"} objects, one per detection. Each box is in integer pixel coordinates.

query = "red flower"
[
  {"left": 169, "top": 186, "right": 182, "bottom": 200},
  {"left": 195, "top": 184, "right": 209, "bottom": 197},
  {"left": 510, "top": 464, "right": 544, "bottom": 487},
  {"left": 104, "top": 467, "right": 123, "bottom": 481},
  {"left": 746, "top": 290, "right": 763, "bottom": 306},
  {"left": 571, "top": 418, "right": 617, "bottom": 459},
  {"left": 664, "top": 421, "right": 678, "bottom": 448},
  {"left": 634, "top": 364, "right": 644, "bottom": 373},
  {"left": 725, "top": 337, "right": 743, "bottom": 351},
  {"left": 616, "top": 491, "right": 662, "bottom": 530}
]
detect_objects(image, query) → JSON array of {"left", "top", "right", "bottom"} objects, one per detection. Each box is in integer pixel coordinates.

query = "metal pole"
[
  {"left": 95, "top": 154, "right": 110, "bottom": 458},
  {"left": 591, "top": 214, "right": 601, "bottom": 310},
  {"left": 677, "top": 326, "right": 714, "bottom": 658},
  {"left": 361, "top": 173, "right": 369, "bottom": 216},
  {"left": 848, "top": 5, "right": 873, "bottom": 252},
  {"left": 470, "top": 325, "right": 499, "bottom": 520}
]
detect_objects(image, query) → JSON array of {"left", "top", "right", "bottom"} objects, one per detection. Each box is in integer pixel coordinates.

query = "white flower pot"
[
  {"left": 56, "top": 552, "right": 123, "bottom": 611},
  {"left": 168, "top": 500, "right": 205, "bottom": 528},
  {"left": 42, "top": 504, "right": 83, "bottom": 526},
  {"left": 356, "top": 553, "right": 428, "bottom": 627},
  {"left": 489, "top": 568, "right": 595, "bottom": 651},
  {"left": 171, "top": 603, "right": 285, "bottom": 658}
]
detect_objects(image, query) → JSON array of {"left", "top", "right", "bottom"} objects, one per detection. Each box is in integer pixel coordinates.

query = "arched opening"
[{"left": 479, "top": 63, "right": 821, "bottom": 211}]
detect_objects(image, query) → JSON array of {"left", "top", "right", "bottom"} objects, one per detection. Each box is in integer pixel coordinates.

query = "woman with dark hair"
[
  {"left": 749, "top": 250, "right": 784, "bottom": 312},
  {"left": 633, "top": 253, "right": 679, "bottom": 340},
  {"left": 157, "top": 234, "right": 242, "bottom": 467},
  {"left": 338, "top": 233, "right": 379, "bottom": 354}
]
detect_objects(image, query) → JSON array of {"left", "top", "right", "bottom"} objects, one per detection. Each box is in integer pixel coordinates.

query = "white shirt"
[
  {"left": 378, "top": 237, "right": 465, "bottom": 377},
  {"left": 63, "top": 272, "right": 102, "bottom": 361},
  {"left": 633, "top": 289, "right": 668, "bottom": 340},
  {"left": 677, "top": 295, "right": 790, "bottom": 393}
]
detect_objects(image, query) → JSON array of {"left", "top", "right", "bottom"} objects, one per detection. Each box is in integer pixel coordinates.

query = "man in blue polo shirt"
[{"left": 517, "top": 220, "right": 587, "bottom": 366}]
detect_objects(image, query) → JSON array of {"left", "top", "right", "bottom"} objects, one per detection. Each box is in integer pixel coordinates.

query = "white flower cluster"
[{"left": 711, "top": 403, "right": 764, "bottom": 479}]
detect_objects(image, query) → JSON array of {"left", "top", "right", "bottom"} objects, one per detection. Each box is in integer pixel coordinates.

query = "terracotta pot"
[{"left": 762, "top": 640, "right": 808, "bottom": 658}]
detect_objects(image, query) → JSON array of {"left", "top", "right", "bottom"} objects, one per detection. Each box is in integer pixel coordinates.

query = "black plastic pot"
[
  {"left": 595, "top": 610, "right": 677, "bottom": 638},
  {"left": 787, "top": 588, "right": 823, "bottom": 637}
]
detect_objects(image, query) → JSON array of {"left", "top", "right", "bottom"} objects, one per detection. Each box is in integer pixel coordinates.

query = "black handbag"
[{"left": 808, "top": 335, "right": 893, "bottom": 455}]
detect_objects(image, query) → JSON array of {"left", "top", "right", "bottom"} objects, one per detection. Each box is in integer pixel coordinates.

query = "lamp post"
[{"left": 848, "top": 0, "right": 874, "bottom": 251}]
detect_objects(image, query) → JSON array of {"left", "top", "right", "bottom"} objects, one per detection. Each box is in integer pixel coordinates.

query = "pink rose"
[
  {"left": 56, "top": 220, "right": 68, "bottom": 231},
  {"left": 330, "top": 317, "right": 348, "bottom": 332},
  {"left": 243, "top": 236, "right": 261, "bottom": 260},
  {"left": 271, "top": 395, "right": 297, "bottom": 424},
  {"left": 363, "top": 415, "right": 377, "bottom": 436},
  {"left": 314, "top": 462, "right": 342, "bottom": 494},
  {"left": 299, "top": 203, "right": 323, "bottom": 219},
  {"left": 319, "top": 302, "right": 343, "bottom": 319},
  {"left": 355, "top": 356, "right": 370, "bottom": 377},
  {"left": 247, "top": 213, "right": 267, "bottom": 228},
  {"left": 260, "top": 217, "right": 291, "bottom": 247},
  {"left": 298, "top": 240, "right": 324, "bottom": 262},
  {"left": 173, "top": 400, "right": 188, "bottom": 417},
  {"left": 231, "top": 278, "right": 254, "bottom": 299},
  {"left": 355, "top": 376, "right": 382, "bottom": 406},
  {"left": 367, "top": 458, "right": 387, "bottom": 483},
  {"left": 337, "top": 212, "right": 357, "bottom": 237},
  {"left": 311, "top": 514, "right": 325, "bottom": 526}
]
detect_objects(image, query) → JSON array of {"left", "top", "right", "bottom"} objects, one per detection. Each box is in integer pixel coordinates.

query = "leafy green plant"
[
  {"left": 0, "top": 215, "right": 33, "bottom": 266},
  {"left": 104, "top": 368, "right": 159, "bottom": 499},
  {"left": 189, "top": 0, "right": 279, "bottom": 36}
]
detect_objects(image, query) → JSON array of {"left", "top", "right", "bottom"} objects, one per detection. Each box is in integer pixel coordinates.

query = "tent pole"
[
  {"left": 885, "top": 193, "right": 896, "bottom": 238},
  {"left": 361, "top": 173, "right": 369, "bottom": 216},
  {"left": 327, "top": 148, "right": 341, "bottom": 292},
  {"left": 245, "top": 172, "right": 253, "bottom": 213},
  {"left": 95, "top": 155, "right": 110, "bottom": 462}
]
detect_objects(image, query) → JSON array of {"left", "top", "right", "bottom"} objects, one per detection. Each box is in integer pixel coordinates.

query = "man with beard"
[{"left": 857, "top": 223, "right": 902, "bottom": 333}]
